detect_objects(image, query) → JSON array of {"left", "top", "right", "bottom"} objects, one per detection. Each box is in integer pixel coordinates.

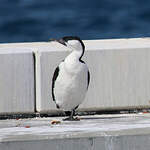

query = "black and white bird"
[{"left": 52, "top": 36, "right": 90, "bottom": 121}]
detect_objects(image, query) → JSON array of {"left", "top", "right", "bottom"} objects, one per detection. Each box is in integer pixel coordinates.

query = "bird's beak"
[
  {"left": 56, "top": 39, "right": 67, "bottom": 46},
  {"left": 48, "top": 38, "right": 67, "bottom": 46}
]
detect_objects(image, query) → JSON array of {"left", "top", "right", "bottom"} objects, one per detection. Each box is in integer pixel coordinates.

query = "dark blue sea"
[{"left": 1, "top": 0, "right": 150, "bottom": 43}]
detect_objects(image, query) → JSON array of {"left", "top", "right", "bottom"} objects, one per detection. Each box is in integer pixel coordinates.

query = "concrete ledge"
[
  {"left": 1, "top": 38, "right": 150, "bottom": 113},
  {"left": 0, "top": 48, "right": 35, "bottom": 114},
  {"left": 34, "top": 38, "right": 150, "bottom": 112},
  {"left": 0, "top": 114, "right": 150, "bottom": 150}
]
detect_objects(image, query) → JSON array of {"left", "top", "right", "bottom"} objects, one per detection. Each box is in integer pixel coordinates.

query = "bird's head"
[{"left": 57, "top": 36, "right": 85, "bottom": 52}]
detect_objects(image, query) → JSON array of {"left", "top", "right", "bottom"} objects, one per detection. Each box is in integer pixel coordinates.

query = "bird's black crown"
[{"left": 62, "top": 36, "right": 85, "bottom": 50}]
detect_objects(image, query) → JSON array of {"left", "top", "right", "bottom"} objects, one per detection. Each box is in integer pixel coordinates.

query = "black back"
[
  {"left": 87, "top": 70, "right": 90, "bottom": 89},
  {"left": 78, "top": 60, "right": 90, "bottom": 89},
  {"left": 52, "top": 66, "right": 59, "bottom": 101}
]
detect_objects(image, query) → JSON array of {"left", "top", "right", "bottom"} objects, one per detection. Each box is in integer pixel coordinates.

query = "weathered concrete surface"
[
  {"left": 0, "top": 48, "right": 34, "bottom": 114},
  {"left": 0, "top": 114, "right": 150, "bottom": 150}
]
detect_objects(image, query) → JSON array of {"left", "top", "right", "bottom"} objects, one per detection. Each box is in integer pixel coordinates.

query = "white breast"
[{"left": 54, "top": 61, "right": 88, "bottom": 111}]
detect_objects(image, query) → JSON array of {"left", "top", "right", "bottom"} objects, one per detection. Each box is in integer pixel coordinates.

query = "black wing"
[
  {"left": 87, "top": 70, "right": 90, "bottom": 89},
  {"left": 52, "top": 66, "right": 59, "bottom": 101}
]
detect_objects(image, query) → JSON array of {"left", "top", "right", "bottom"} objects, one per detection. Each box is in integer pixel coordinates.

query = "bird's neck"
[
  {"left": 64, "top": 50, "right": 84, "bottom": 72},
  {"left": 65, "top": 49, "right": 83, "bottom": 64}
]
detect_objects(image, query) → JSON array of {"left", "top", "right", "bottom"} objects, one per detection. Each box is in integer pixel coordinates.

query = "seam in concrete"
[{"left": 33, "top": 51, "right": 37, "bottom": 113}]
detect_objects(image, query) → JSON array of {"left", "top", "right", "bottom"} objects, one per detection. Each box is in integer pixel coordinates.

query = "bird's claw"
[{"left": 63, "top": 116, "right": 80, "bottom": 121}]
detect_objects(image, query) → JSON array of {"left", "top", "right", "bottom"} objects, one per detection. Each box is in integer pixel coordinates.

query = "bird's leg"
[
  {"left": 63, "top": 109, "right": 79, "bottom": 121},
  {"left": 70, "top": 109, "right": 75, "bottom": 120}
]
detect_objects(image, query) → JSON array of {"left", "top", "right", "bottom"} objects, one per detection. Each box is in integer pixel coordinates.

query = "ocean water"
[{"left": 0, "top": 0, "right": 150, "bottom": 43}]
